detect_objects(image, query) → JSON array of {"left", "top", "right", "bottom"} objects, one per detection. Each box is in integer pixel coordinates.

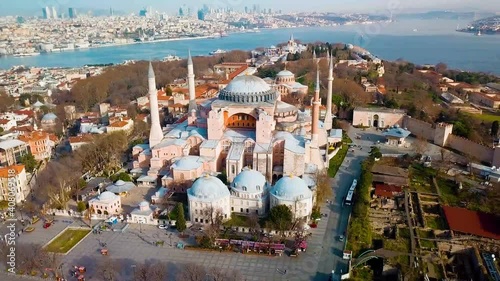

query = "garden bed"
[{"left": 45, "top": 228, "right": 90, "bottom": 253}]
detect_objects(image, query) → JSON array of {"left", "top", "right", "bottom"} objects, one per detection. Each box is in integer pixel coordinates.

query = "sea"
[{"left": 1, "top": 19, "right": 499, "bottom": 75}]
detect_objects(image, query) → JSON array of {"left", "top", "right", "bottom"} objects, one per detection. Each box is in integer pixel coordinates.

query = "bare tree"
[
  {"left": 248, "top": 213, "right": 261, "bottom": 240},
  {"left": 176, "top": 263, "right": 206, "bottom": 281},
  {"left": 315, "top": 170, "right": 332, "bottom": 204},
  {"left": 134, "top": 261, "right": 166, "bottom": 281},
  {"left": 96, "top": 258, "right": 119, "bottom": 281},
  {"left": 413, "top": 135, "right": 428, "bottom": 155}
]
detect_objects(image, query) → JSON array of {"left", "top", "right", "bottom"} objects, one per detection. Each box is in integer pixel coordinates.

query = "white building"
[
  {"left": 229, "top": 167, "right": 270, "bottom": 216},
  {"left": 89, "top": 191, "right": 122, "bottom": 215},
  {"left": 130, "top": 201, "right": 157, "bottom": 225},
  {"left": 0, "top": 165, "right": 28, "bottom": 203},
  {"left": 270, "top": 175, "right": 313, "bottom": 220},
  {"left": 187, "top": 175, "right": 231, "bottom": 224},
  {"left": 0, "top": 119, "right": 16, "bottom": 131}
]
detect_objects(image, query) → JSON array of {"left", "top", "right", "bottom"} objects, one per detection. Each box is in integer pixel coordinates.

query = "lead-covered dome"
[
  {"left": 271, "top": 175, "right": 312, "bottom": 201},
  {"left": 231, "top": 168, "right": 267, "bottom": 193},
  {"left": 188, "top": 175, "right": 230, "bottom": 201},
  {"left": 276, "top": 70, "right": 294, "bottom": 77},
  {"left": 98, "top": 191, "right": 118, "bottom": 201},
  {"left": 218, "top": 75, "right": 277, "bottom": 103}
]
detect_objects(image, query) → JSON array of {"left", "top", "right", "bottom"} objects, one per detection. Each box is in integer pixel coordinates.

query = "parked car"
[
  {"left": 158, "top": 224, "right": 168, "bottom": 229},
  {"left": 338, "top": 235, "right": 345, "bottom": 242},
  {"left": 43, "top": 222, "right": 52, "bottom": 229}
]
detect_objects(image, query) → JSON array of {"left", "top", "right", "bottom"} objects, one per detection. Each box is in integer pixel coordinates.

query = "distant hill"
[{"left": 397, "top": 11, "right": 495, "bottom": 20}]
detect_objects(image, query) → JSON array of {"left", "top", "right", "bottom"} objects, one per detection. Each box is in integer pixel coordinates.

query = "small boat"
[
  {"left": 209, "top": 49, "right": 226, "bottom": 55},
  {"left": 476, "top": 30, "right": 482, "bottom": 36},
  {"left": 163, "top": 54, "right": 181, "bottom": 62},
  {"left": 13, "top": 52, "right": 40, "bottom": 57}
]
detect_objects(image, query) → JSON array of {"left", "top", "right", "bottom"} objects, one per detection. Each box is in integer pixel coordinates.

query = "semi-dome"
[
  {"left": 171, "top": 156, "right": 203, "bottom": 171},
  {"left": 276, "top": 70, "right": 294, "bottom": 77},
  {"left": 231, "top": 168, "right": 266, "bottom": 193},
  {"left": 218, "top": 75, "right": 277, "bottom": 103},
  {"left": 98, "top": 191, "right": 118, "bottom": 201},
  {"left": 188, "top": 175, "right": 230, "bottom": 201},
  {"left": 41, "top": 112, "right": 57, "bottom": 121},
  {"left": 271, "top": 175, "right": 312, "bottom": 201},
  {"left": 115, "top": 180, "right": 126, "bottom": 186}
]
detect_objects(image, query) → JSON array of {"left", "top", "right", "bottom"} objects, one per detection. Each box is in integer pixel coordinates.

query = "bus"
[{"left": 344, "top": 179, "right": 357, "bottom": 206}]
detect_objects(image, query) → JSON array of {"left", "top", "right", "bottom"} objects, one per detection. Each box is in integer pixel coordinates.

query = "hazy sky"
[{"left": 1, "top": 0, "right": 499, "bottom": 16}]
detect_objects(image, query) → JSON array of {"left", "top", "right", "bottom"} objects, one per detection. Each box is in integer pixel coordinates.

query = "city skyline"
[{"left": 0, "top": 0, "right": 499, "bottom": 16}]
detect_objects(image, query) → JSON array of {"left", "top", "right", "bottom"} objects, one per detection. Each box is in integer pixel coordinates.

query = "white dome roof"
[
  {"left": 271, "top": 176, "right": 312, "bottom": 201},
  {"left": 188, "top": 175, "right": 230, "bottom": 201},
  {"left": 99, "top": 191, "right": 118, "bottom": 201},
  {"left": 115, "top": 180, "right": 126, "bottom": 186},
  {"left": 232, "top": 168, "right": 266, "bottom": 193},
  {"left": 171, "top": 156, "right": 202, "bottom": 171},
  {"left": 139, "top": 201, "right": 149, "bottom": 208},
  {"left": 42, "top": 112, "right": 57, "bottom": 121},
  {"left": 218, "top": 75, "right": 277, "bottom": 103},
  {"left": 276, "top": 70, "right": 294, "bottom": 77}
]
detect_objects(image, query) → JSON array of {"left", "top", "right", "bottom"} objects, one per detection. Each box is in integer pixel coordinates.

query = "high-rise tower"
[
  {"left": 311, "top": 66, "right": 321, "bottom": 145},
  {"left": 148, "top": 62, "right": 163, "bottom": 148},
  {"left": 324, "top": 54, "right": 334, "bottom": 130},
  {"left": 187, "top": 50, "right": 197, "bottom": 112}
]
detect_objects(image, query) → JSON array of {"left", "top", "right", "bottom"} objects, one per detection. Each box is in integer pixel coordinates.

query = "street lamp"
[
  {"left": 139, "top": 222, "right": 142, "bottom": 233},
  {"left": 169, "top": 233, "right": 172, "bottom": 246},
  {"left": 131, "top": 265, "right": 136, "bottom": 277}
]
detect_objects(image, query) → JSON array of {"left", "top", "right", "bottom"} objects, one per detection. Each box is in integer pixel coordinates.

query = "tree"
[
  {"left": 414, "top": 135, "right": 428, "bottom": 155},
  {"left": 20, "top": 153, "right": 38, "bottom": 173},
  {"left": 491, "top": 120, "right": 499, "bottom": 137},
  {"left": 176, "top": 263, "right": 206, "bottom": 281},
  {"left": 175, "top": 203, "right": 186, "bottom": 232},
  {"left": 77, "top": 201, "right": 87, "bottom": 213},
  {"left": 268, "top": 205, "right": 293, "bottom": 236},
  {"left": 315, "top": 170, "right": 332, "bottom": 204},
  {"left": 96, "top": 258, "right": 118, "bottom": 281},
  {"left": 248, "top": 213, "right": 261, "bottom": 240},
  {"left": 110, "top": 172, "right": 133, "bottom": 182},
  {"left": 134, "top": 261, "right": 166, "bottom": 281},
  {"left": 435, "top": 62, "right": 448, "bottom": 73}
]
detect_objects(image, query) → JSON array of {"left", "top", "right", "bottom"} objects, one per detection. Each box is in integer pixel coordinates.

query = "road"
[{"left": 314, "top": 126, "right": 373, "bottom": 279}]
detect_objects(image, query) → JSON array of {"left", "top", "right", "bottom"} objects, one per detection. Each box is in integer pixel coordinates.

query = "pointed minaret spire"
[
  {"left": 290, "top": 34, "right": 294, "bottom": 41},
  {"left": 326, "top": 49, "right": 330, "bottom": 62},
  {"left": 187, "top": 50, "right": 197, "bottom": 112},
  {"left": 311, "top": 65, "right": 321, "bottom": 145},
  {"left": 312, "top": 49, "right": 317, "bottom": 62},
  {"left": 148, "top": 62, "right": 163, "bottom": 148},
  {"left": 325, "top": 52, "right": 335, "bottom": 130}
]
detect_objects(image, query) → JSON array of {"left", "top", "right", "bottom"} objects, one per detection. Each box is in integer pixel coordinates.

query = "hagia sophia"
[{"left": 132, "top": 50, "right": 337, "bottom": 222}]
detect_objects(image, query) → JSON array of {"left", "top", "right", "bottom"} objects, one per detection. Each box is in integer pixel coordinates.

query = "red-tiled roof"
[
  {"left": 374, "top": 184, "right": 402, "bottom": 198},
  {"left": 443, "top": 206, "right": 500, "bottom": 240}
]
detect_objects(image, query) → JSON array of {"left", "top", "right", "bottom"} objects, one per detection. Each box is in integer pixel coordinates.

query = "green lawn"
[
  {"left": 424, "top": 216, "right": 447, "bottom": 230},
  {"left": 418, "top": 229, "right": 436, "bottom": 249},
  {"left": 327, "top": 134, "right": 352, "bottom": 177},
  {"left": 45, "top": 229, "right": 90, "bottom": 253},
  {"left": 409, "top": 164, "right": 437, "bottom": 193},
  {"left": 436, "top": 177, "right": 459, "bottom": 205},
  {"left": 467, "top": 113, "right": 500, "bottom": 122}
]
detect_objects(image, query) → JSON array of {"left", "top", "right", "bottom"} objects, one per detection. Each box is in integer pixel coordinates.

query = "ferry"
[
  {"left": 163, "top": 55, "right": 182, "bottom": 62},
  {"left": 13, "top": 52, "right": 40, "bottom": 57},
  {"left": 209, "top": 49, "right": 226, "bottom": 55}
]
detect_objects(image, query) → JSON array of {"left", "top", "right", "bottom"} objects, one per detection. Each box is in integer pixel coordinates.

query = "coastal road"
[{"left": 314, "top": 127, "right": 373, "bottom": 280}]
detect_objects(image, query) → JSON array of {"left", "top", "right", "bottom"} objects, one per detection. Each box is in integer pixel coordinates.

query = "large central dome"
[{"left": 218, "top": 75, "right": 277, "bottom": 103}]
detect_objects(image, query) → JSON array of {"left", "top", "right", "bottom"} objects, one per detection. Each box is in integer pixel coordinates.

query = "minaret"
[
  {"left": 324, "top": 54, "right": 334, "bottom": 130},
  {"left": 148, "top": 62, "right": 163, "bottom": 148},
  {"left": 312, "top": 49, "right": 317, "bottom": 62},
  {"left": 187, "top": 50, "right": 197, "bottom": 112},
  {"left": 311, "top": 66, "right": 321, "bottom": 145}
]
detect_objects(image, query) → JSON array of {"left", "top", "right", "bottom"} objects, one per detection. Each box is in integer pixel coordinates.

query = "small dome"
[
  {"left": 218, "top": 75, "right": 277, "bottom": 103},
  {"left": 172, "top": 156, "right": 202, "bottom": 171},
  {"left": 139, "top": 201, "right": 149, "bottom": 208},
  {"left": 41, "top": 112, "right": 57, "bottom": 121},
  {"left": 276, "top": 70, "right": 294, "bottom": 77},
  {"left": 188, "top": 175, "right": 230, "bottom": 201},
  {"left": 271, "top": 176, "right": 312, "bottom": 201},
  {"left": 232, "top": 168, "right": 266, "bottom": 193},
  {"left": 99, "top": 191, "right": 118, "bottom": 201},
  {"left": 115, "top": 180, "right": 126, "bottom": 186}
]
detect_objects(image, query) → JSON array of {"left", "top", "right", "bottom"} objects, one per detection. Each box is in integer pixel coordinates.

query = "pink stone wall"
[
  {"left": 447, "top": 135, "right": 494, "bottom": 163},
  {"left": 404, "top": 117, "right": 435, "bottom": 141},
  {"left": 352, "top": 110, "right": 404, "bottom": 128}
]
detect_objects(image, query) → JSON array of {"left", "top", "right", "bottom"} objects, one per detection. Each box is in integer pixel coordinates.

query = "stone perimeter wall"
[{"left": 403, "top": 116, "right": 498, "bottom": 165}]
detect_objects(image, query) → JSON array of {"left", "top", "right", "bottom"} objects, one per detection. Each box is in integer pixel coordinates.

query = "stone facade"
[{"left": 353, "top": 107, "right": 406, "bottom": 128}]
